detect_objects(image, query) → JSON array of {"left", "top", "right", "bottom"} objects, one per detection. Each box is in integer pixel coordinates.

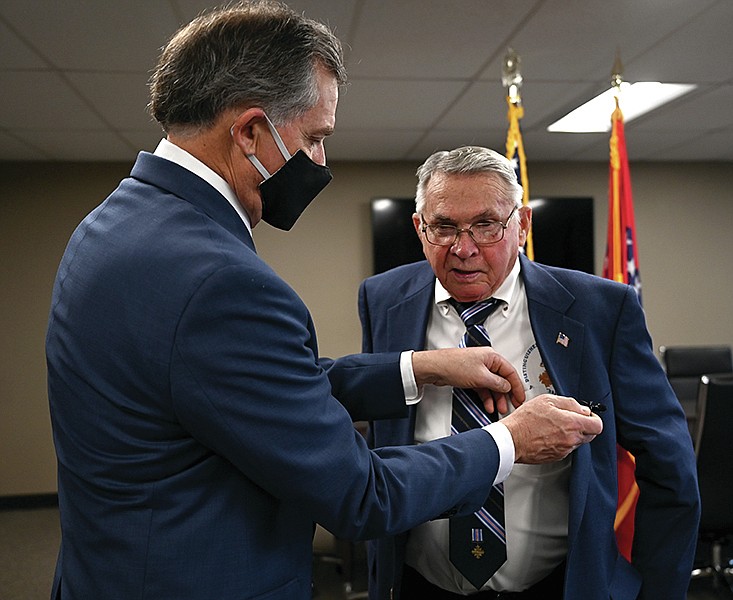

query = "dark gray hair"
[
  {"left": 148, "top": 0, "right": 346, "bottom": 135},
  {"left": 415, "top": 146, "right": 523, "bottom": 214}
]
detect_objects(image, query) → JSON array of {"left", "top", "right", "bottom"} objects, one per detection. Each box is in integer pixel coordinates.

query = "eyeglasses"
[{"left": 421, "top": 206, "right": 518, "bottom": 247}]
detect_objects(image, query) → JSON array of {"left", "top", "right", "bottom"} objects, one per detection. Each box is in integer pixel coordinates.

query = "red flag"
[
  {"left": 603, "top": 96, "right": 640, "bottom": 561},
  {"left": 603, "top": 98, "right": 641, "bottom": 296}
]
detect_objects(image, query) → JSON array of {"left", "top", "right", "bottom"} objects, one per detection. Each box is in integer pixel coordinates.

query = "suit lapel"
[
  {"left": 386, "top": 263, "right": 435, "bottom": 352},
  {"left": 521, "top": 254, "right": 584, "bottom": 399},
  {"left": 381, "top": 263, "right": 434, "bottom": 441},
  {"left": 520, "top": 255, "right": 591, "bottom": 543}
]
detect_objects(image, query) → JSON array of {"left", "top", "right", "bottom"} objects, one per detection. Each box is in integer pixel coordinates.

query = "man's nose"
[{"left": 451, "top": 229, "right": 479, "bottom": 257}]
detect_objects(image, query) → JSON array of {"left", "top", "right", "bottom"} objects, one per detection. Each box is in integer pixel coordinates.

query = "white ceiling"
[{"left": 2, "top": 0, "right": 732, "bottom": 163}]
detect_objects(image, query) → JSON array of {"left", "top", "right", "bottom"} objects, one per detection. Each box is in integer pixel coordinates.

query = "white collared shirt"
[
  {"left": 153, "top": 138, "right": 253, "bottom": 235},
  {"left": 405, "top": 258, "right": 571, "bottom": 594}
]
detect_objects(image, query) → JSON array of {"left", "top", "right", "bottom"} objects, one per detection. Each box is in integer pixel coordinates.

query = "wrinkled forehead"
[{"left": 422, "top": 172, "right": 515, "bottom": 220}]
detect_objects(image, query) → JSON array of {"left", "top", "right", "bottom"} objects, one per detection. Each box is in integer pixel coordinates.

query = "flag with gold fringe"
[
  {"left": 505, "top": 97, "right": 534, "bottom": 260},
  {"left": 603, "top": 95, "right": 641, "bottom": 561}
]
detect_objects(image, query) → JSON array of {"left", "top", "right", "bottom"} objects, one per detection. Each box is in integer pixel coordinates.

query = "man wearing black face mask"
[{"left": 45, "top": 3, "right": 601, "bottom": 599}]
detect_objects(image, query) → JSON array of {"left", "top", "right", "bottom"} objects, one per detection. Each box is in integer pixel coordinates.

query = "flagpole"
[
  {"left": 610, "top": 56, "right": 624, "bottom": 282},
  {"left": 502, "top": 49, "right": 534, "bottom": 260}
]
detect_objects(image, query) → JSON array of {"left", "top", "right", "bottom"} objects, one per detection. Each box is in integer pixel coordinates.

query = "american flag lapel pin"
[{"left": 556, "top": 332, "right": 570, "bottom": 347}]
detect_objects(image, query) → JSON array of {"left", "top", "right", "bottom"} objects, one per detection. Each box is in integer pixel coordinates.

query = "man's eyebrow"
[{"left": 429, "top": 211, "right": 498, "bottom": 223}]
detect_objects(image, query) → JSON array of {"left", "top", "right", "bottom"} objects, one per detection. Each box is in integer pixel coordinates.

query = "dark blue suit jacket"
[
  {"left": 46, "top": 153, "right": 507, "bottom": 599},
  {"left": 358, "top": 257, "right": 700, "bottom": 600}
]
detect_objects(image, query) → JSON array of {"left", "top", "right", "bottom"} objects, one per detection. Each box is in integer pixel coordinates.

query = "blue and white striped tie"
[{"left": 448, "top": 298, "right": 507, "bottom": 590}]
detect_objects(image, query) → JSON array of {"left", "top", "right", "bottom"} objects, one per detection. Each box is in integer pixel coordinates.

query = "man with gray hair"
[
  {"left": 46, "top": 4, "right": 603, "bottom": 598},
  {"left": 360, "top": 146, "right": 699, "bottom": 599}
]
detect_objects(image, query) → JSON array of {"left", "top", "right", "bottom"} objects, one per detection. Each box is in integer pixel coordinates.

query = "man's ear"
[
  {"left": 517, "top": 205, "right": 533, "bottom": 245},
  {"left": 412, "top": 212, "right": 422, "bottom": 237},
  {"left": 229, "top": 108, "right": 267, "bottom": 155}
]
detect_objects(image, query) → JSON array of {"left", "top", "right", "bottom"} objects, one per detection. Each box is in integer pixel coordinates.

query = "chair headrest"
[{"left": 661, "top": 345, "right": 733, "bottom": 377}]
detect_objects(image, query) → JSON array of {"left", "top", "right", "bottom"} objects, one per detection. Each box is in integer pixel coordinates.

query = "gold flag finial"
[
  {"left": 502, "top": 48, "right": 523, "bottom": 105},
  {"left": 611, "top": 50, "right": 624, "bottom": 91}
]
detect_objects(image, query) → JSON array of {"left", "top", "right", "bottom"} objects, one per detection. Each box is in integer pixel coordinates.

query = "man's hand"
[
  {"left": 501, "top": 394, "right": 603, "bottom": 464},
  {"left": 411, "top": 347, "right": 525, "bottom": 413}
]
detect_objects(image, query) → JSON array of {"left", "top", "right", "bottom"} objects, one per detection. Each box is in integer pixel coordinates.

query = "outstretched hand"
[
  {"left": 501, "top": 394, "right": 604, "bottom": 464},
  {"left": 411, "top": 347, "right": 526, "bottom": 412}
]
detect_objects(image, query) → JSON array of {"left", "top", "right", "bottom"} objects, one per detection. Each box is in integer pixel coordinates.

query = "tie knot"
[{"left": 449, "top": 298, "right": 502, "bottom": 328}]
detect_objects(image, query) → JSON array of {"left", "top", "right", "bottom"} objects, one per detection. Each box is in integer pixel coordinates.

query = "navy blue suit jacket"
[
  {"left": 358, "top": 257, "right": 700, "bottom": 600},
  {"left": 46, "top": 153, "right": 507, "bottom": 599}
]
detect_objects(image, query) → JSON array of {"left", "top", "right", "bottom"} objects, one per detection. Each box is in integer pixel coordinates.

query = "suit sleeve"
[
  {"left": 319, "top": 351, "right": 409, "bottom": 421},
  {"left": 610, "top": 287, "right": 700, "bottom": 598},
  {"left": 169, "top": 263, "right": 497, "bottom": 540}
]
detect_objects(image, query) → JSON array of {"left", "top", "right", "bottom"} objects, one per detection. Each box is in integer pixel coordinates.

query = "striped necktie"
[{"left": 448, "top": 298, "right": 507, "bottom": 590}]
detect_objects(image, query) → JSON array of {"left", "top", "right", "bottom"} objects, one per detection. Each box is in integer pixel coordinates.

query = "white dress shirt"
[{"left": 405, "top": 259, "right": 571, "bottom": 594}]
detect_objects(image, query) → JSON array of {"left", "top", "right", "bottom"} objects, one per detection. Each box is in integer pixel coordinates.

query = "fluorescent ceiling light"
[{"left": 547, "top": 82, "right": 697, "bottom": 133}]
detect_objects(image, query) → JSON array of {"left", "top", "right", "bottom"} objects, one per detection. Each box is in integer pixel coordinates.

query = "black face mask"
[
  {"left": 258, "top": 150, "right": 332, "bottom": 231},
  {"left": 246, "top": 114, "right": 332, "bottom": 231}
]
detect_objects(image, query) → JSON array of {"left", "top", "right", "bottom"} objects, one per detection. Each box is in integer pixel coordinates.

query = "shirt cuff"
[
  {"left": 482, "top": 422, "right": 515, "bottom": 485},
  {"left": 399, "top": 350, "right": 422, "bottom": 405}
]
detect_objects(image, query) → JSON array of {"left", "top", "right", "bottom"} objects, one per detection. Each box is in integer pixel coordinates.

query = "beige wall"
[{"left": 2, "top": 159, "right": 732, "bottom": 496}]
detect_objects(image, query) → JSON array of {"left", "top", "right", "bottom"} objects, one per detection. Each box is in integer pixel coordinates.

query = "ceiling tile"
[
  {"left": 435, "top": 80, "right": 597, "bottom": 133},
  {"left": 625, "top": 0, "right": 733, "bottom": 83},
  {"left": 347, "top": 0, "right": 537, "bottom": 79},
  {"left": 17, "top": 129, "right": 137, "bottom": 162},
  {"left": 635, "top": 128, "right": 733, "bottom": 162},
  {"left": 326, "top": 129, "right": 423, "bottom": 161},
  {"left": 0, "top": 18, "right": 46, "bottom": 69},
  {"left": 65, "top": 72, "right": 156, "bottom": 130},
  {"left": 633, "top": 85, "right": 733, "bottom": 133},
  {"left": 0, "top": 71, "right": 106, "bottom": 129},
  {"left": 525, "top": 130, "right": 610, "bottom": 162},
  {"left": 174, "top": 0, "right": 358, "bottom": 33},
  {"left": 484, "top": 0, "right": 721, "bottom": 83},
  {"left": 337, "top": 79, "right": 465, "bottom": 129},
  {"left": 0, "top": 130, "right": 48, "bottom": 160},
  {"left": 0, "top": 1, "right": 730, "bottom": 162},
  {"left": 405, "top": 128, "right": 508, "bottom": 162},
  {"left": 0, "top": 0, "right": 179, "bottom": 71}
]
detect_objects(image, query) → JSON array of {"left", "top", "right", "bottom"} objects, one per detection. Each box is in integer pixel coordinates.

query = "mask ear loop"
[
  {"left": 262, "top": 114, "right": 292, "bottom": 161},
  {"left": 246, "top": 153, "right": 272, "bottom": 180},
  {"left": 236, "top": 113, "right": 293, "bottom": 180}
]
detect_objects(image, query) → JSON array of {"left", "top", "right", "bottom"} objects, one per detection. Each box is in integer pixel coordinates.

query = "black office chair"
[
  {"left": 659, "top": 345, "right": 733, "bottom": 436},
  {"left": 691, "top": 373, "right": 733, "bottom": 594},
  {"left": 312, "top": 524, "right": 366, "bottom": 599},
  {"left": 312, "top": 421, "right": 369, "bottom": 599}
]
